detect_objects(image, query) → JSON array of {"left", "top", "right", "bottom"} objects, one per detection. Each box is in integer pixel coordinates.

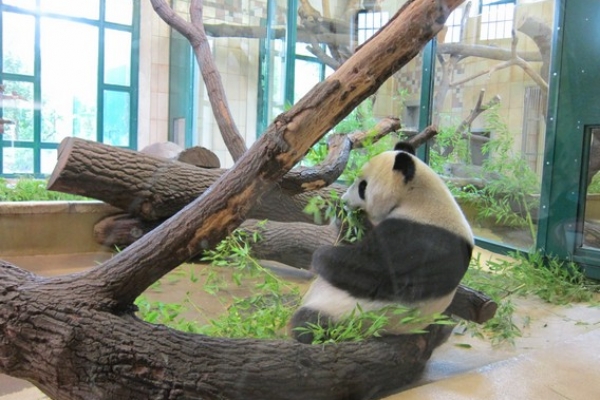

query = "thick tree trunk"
[
  {"left": 1, "top": 1, "right": 468, "bottom": 398},
  {"left": 0, "top": 259, "right": 490, "bottom": 400}
]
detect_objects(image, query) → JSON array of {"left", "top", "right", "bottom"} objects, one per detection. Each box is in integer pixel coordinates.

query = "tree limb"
[{"left": 449, "top": 30, "right": 548, "bottom": 95}]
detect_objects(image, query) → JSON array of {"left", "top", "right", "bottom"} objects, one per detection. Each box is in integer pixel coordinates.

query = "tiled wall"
[
  {"left": 138, "top": 0, "right": 172, "bottom": 150},
  {"left": 196, "top": 36, "right": 260, "bottom": 167}
]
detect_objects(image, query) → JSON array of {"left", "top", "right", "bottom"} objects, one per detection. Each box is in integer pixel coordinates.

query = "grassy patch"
[
  {"left": 459, "top": 252, "right": 599, "bottom": 346},
  {"left": 0, "top": 177, "right": 90, "bottom": 201}
]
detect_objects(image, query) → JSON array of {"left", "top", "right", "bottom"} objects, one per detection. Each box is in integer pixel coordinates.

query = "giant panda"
[{"left": 289, "top": 142, "right": 474, "bottom": 344}]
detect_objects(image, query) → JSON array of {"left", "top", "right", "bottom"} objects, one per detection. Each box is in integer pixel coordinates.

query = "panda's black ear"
[
  {"left": 394, "top": 142, "right": 415, "bottom": 155},
  {"left": 393, "top": 152, "right": 415, "bottom": 183}
]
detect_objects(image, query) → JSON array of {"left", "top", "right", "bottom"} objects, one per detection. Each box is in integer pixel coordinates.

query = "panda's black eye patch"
[{"left": 358, "top": 180, "right": 367, "bottom": 200}]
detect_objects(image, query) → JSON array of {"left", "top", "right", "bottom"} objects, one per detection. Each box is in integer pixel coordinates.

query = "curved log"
[{"left": 0, "top": 259, "right": 488, "bottom": 400}]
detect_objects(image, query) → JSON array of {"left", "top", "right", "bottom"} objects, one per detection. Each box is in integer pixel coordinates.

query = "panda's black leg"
[{"left": 289, "top": 307, "right": 329, "bottom": 344}]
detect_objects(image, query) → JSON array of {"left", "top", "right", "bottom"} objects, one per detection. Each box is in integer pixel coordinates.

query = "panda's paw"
[{"left": 289, "top": 307, "right": 325, "bottom": 344}]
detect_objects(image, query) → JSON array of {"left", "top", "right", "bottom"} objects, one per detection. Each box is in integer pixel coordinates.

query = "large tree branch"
[
  {"left": 437, "top": 42, "right": 543, "bottom": 62},
  {"left": 449, "top": 30, "right": 548, "bottom": 94},
  {"left": 72, "top": 0, "right": 462, "bottom": 311}
]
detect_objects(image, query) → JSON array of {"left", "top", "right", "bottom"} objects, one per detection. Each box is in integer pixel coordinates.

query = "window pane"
[
  {"left": 3, "top": 147, "right": 33, "bottom": 174},
  {"left": 2, "top": 0, "right": 36, "bottom": 10},
  {"left": 103, "top": 90, "right": 130, "bottom": 146},
  {"left": 294, "top": 60, "right": 321, "bottom": 101},
  {"left": 433, "top": 1, "right": 554, "bottom": 250},
  {"left": 105, "top": 0, "right": 133, "bottom": 25},
  {"left": 1, "top": 81, "right": 34, "bottom": 142},
  {"left": 104, "top": 29, "right": 132, "bottom": 86},
  {"left": 2, "top": 12, "right": 35, "bottom": 76},
  {"left": 41, "top": 148, "right": 58, "bottom": 175},
  {"left": 40, "top": 0, "right": 100, "bottom": 20},
  {"left": 40, "top": 18, "right": 98, "bottom": 143}
]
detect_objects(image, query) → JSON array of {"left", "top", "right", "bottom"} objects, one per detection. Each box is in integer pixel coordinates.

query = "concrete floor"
[{"left": 1, "top": 250, "right": 599, "bottom": 400}]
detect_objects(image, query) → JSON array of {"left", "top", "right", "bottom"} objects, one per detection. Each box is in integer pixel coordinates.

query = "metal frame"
[
  {"left": 536, "top": 0, "right": 600, "bottom": 279},
  {"left": 0, "top": 0, "right": 140, "bottom": 177}
]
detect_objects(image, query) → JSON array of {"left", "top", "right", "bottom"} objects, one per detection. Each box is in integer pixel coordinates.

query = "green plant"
[
  {"left": 304, "top": 97, "right": 401, "bottom": 184},
  {"left": 476, "top": 107, "right": 539, "bottom": 240},
  {"left": 197, "top": 223, "right": 301, "bottom": 339},
  {"left": 458, "top": 251, "right": 599, "bottom": 346},
  {"left": 134, "top": 294, "right": 202, "bottom": 333},
  {"left": 294, "top": 305, "right": 455, "bottom": 345},
  {"left": 428, "top": 119, "right": 470, "bottom": 175},
  {"left": 303, "top": 190, "right": 367, "bottom": 243},
  {"left": 432, "top": 106, "right": 540, "bottom": 242},
  {"left": 0, "top": 177, "right": 90, "bottom": 201}
]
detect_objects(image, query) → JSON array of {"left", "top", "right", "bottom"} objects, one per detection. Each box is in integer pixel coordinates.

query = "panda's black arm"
[
  {"left": 312, "top": 219, "right": 471, "bottom": 301},
  {"left": 312, "top": 227, "right": 389, "bottom": 298}
]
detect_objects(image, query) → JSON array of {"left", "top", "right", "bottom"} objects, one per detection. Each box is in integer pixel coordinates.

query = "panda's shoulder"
[{"left": 375, "top": 217, "right": 466, "bottom": 243}]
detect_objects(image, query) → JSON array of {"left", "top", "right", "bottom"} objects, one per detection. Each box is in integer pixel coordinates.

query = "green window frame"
[{"left": 0, "top": 0, "right": 139, "bottom": 177}]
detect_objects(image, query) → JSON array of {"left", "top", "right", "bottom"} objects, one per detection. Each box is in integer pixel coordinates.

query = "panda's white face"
[
  {"left": 342, "top": 151, "right": 412, "bottom": 225},
  {"left": 342, "top": 147, "right": 474, "bottom": 241}
]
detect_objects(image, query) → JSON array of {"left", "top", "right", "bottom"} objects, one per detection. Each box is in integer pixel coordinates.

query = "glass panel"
[
  {"left": 105, "top": 0, "right": 133, "bottom": 25},
  {"left": 432, "top": 1, "right": 554, "bottom": 250},
  {"left": 40, "top": 18, "right": 98, "bottom": 143},
  {"left": 40, "top": 0, "right": 99, "bottom": 20},
  {"left": 2, "top": 12, "right": 35, "bottom": 76},
  {"left": 583, "top": 127, "right": 600, "bottom": 249},
  {"left": 3, "top": 147, "right": 33, "bottom": 174},
  {"left": 1, "top": 81, "right": 34, "bottom": 142},
  {"left": 103, "top": 90, "right": 130, "bottom": 147},
  {"left": 104, "top": 29, "right": 132, "bottom": 86},
  {"left": 294, "top": 60, "right": 320, "bottom": 101},
  {"left": 41, "top": 148, "right": 58, "bottom": 175},
  {"left": 2, "top": 0, "right": 36, "bottom": 10}
]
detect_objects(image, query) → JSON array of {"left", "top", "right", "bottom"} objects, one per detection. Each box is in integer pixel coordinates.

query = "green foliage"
[
  {"left": 294, "top": 305, "right": 455, "bottom": 345},
  {"left": 432, "top": 106, "right": 540, "bottom": 242},
  {"left": 428, "top": 120, "right": 470, "bottom": 174},
  {"left": 134, "top": 295, "right": 202, "bottom": 333},
  {"left": 0, "top": 177, "right": 90, "bottom": 201},
  {"left": 459, "top": 251, "right": 599, "bottom": 346},
  {"left": 303, "top": 97, "right": 400, "bottom": 184},
  {"left": 303, "top": 190, "right": 367, "bottom": 243},
  {"left": 135, "top": 225, "right": 300, "bottom": 339},
  {"left": 587, "top": 172, "right": 600, "bottom": 194},
  {"left": 476, "top": 106, "right": 539, "bottom": 238},
  {"left": 197, "top": 223, "right": 301, "bottom": 339}
]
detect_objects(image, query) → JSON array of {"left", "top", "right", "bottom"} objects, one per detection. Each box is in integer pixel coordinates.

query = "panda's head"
[{"left": 342, "top": 142, "right": 460, "bottom": 227}]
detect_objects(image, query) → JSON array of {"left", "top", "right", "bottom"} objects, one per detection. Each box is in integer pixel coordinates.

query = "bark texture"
[{"left": 0, "top": 258, "right": 488, "bottom": 400}]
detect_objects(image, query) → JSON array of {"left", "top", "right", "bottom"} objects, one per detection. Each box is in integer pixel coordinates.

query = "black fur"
[
  {"left": 311, "top": 218, "right": 472, "bottom": 302},
  {"left": 394, "top": 142, "right": 415, "bottom": 154},
  {"left": 358, "top": 180, "right": 367, "bottom": 200},
  {"left": 393, "top": 153, "right": 416, "bottom": 183}
]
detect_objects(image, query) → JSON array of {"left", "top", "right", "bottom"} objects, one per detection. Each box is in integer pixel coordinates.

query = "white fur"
[
  {"left": 301, "top": 277, "right": 455, "bottom": 334},
  {"left": 343, "top": 150, "right": 473, "bottom": 244},
  {"left": 298, "top": 148, "right": 472, "bottom": 335}
]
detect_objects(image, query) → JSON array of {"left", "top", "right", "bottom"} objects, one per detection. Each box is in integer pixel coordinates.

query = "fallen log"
[
  {"left": 48, "top": 136, "right": 336, "bottom": 223},
  {"left": 47, "top": 117, "right": 405, "bottom": 222}
]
